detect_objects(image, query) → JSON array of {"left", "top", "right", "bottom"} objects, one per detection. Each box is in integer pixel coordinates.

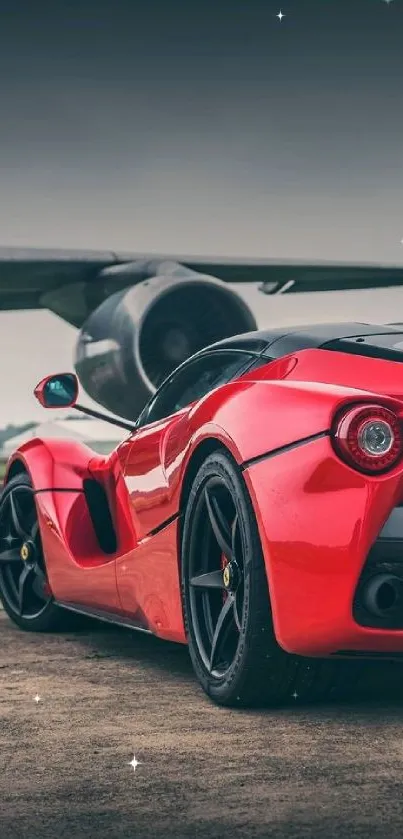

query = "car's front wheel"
[
  {"left": 0, "top": 473, "right": 68, "bottom": 632},
  {"left": 181, "top": 449, "right": 358, "bottom": 707}
]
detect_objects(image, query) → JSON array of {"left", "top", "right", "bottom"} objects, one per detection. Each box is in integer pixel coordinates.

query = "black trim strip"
[
  {"left": 56, "top": 601, "right": 152, "bottom": 634},
  {"left": 241, "top": 430, "right": 330, "bottom": 470},
  {"left": 33, "top": 488, "right": 85, "bottom": 494},
  {"left": 148, "top": 512, "right": 180, "bottom": 537}
]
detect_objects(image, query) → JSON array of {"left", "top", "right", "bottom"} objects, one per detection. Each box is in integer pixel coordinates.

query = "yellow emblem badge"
[{"left": 20, "top": 543, "right": 29, "bottom": 561}]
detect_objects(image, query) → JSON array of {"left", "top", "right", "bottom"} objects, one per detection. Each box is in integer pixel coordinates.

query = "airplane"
[{"left": 1, "top": 246, "right": 403, "bottom": 421}]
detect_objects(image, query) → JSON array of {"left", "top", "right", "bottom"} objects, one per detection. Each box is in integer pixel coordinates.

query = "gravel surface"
[{"left": 2, "top": 609, "right": 403, "bottom": 839}]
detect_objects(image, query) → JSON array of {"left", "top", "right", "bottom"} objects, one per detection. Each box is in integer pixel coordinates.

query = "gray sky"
[{"left": 1, "top": 0, "right": 403, "bottom": 425}]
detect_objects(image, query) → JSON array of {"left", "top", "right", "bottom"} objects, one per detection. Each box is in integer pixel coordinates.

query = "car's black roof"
[
  {"left": 137, "top": 322, "right": 403, "bottom": 429},
  {"left": 205, "top": 322, "right": 403, "bottom": 364}
]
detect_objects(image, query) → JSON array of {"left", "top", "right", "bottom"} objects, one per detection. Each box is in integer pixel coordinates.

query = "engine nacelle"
[{"left": 74, "top": 262, "right": 256, "bottom": 420}]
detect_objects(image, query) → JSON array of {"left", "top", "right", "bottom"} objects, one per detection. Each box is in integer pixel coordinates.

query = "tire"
[
  {"left": 0, "top": 473, "right": 70, "bottom": 632},
  {"left": 181, "top": 449, "right": 359, "bottom": 707}
]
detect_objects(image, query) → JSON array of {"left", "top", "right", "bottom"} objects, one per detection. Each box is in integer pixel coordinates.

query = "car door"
[{"left": 116, "top": 350, "right": 260, "bottom": 618}]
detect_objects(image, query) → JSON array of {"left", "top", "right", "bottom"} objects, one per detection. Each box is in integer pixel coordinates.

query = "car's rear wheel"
[
  {"left": 181, "top": 449, "right": 359, "bottom": 707},
  {"left": 0, "top": 473, "right": 68, "bottom": 631}
]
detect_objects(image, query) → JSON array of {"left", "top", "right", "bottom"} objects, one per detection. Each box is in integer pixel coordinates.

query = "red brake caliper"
[{"left": 220, "top": 553, "right": 229, "bottom": 604}]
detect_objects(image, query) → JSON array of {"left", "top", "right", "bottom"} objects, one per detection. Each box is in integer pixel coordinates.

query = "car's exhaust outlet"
[{"left": 362, "top": 573, "right": 403, "bottom": 618}]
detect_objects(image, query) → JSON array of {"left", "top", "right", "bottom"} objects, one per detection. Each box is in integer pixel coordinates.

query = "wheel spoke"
[
  {"left": 6, "top": 565, "right": 20, "bottom": 600},
  {"left": 190, "top": 570, "right": 225, "bottom": 589},
  {"left": 32, "top": 562, "right": 47, "bottom": 599},
  {"left": 188, "top": 476, "right": 246, "bottom": 679},
  {"left": 9, "top": 493, "right": 30, "bottom": 541},
  {"left": 30, "top": 521, "right": 39, "bottom": 542},
  {"left": 33, "top": 562, "right": 46, "bottom": 585},
  {"left": 209, "top": 594, "right": 234, "bottom": 672},
  {"left": 31, "top": 564, "right": 47, "bottom": 599},
  {"left": 0, "top": 547, "right": 22, "bottom": 563},
  {"left": 17, "top": 565, "right": 34, "bottom": 616},
  {"left": 204, "top": 487, "right": 233, "bottom": 560}
]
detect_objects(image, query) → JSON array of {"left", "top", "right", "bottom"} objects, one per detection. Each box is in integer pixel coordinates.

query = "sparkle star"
[
  {"left": 277, "top": 11, "right": 285, "bottom": 21},
  {"left": 383, "top": 0, "right": 394, "bottom": 5},
  {"left": 128, "top": 754, "right": 141, "bottom": 773},
  {"left": 33, "top": 694, "right": 41, "bottom": 703},
  {"left": 292, "top": 691, "right": 298, "bottom": 700}
]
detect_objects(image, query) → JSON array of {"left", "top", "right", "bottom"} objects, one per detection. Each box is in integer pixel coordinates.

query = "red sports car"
[{"left": 3, "top": 322, "right": 403, "bottom": 707}]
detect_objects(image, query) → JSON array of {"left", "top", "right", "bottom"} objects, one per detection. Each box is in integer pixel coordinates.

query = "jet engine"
[{"left": 74, "top": 261, "right": 257, "bottom": 420}]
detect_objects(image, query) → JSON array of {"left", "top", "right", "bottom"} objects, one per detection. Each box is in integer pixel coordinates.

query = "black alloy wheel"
[
  {"left": 181, "top": 449, "right": 362, "bottom": 707},
  {"left": 0, "top": 473, "right": 67, "bottom": 631},
  {"left": 187, "top": 475, "right": 244, "bottom": 679}
]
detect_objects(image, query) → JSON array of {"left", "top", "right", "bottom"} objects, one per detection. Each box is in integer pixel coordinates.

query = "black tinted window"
[{"left": 141, "top": 351, "right": 256, "bottom": 426}]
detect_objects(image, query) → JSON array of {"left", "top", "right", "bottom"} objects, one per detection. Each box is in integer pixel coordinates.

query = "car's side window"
[
  {"left": 139, "top": 351, "right": 259, "bottom": 427},
  {"left": 171, "top": 354, "right": 249, "bottom": 413}
]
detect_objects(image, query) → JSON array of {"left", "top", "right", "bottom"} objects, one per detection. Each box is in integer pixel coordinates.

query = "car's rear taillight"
[{"left": 331, "top": 404, "right": 403, "bottom": 474}]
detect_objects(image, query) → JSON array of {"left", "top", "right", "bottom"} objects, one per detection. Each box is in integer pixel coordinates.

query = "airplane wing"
[{"left": 1, "top": 246, "right": 403, "bottom": 327}]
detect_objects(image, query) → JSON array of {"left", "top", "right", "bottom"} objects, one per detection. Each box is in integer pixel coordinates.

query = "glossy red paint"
[
  {"left": 6, "top": 437, "right": 94, "bottom": 491},
  {"left": 286, "top": 348, "right": 403, "bottom": 399},
  {"left": 7, "top": 346, "right": 403, "bottom": 656},
  {"left": 7, "top": 438, "right": 124, "bottom": 611},
  {"left": 244, "top": 435, "right": 403, "bottom": 655},
  {"left": 118, "top": 359, "right": 327, "bottom": 544},
  {"left": 119, "top": 409, "right": 190, "bottom": 542},
  {"left": 118, "top": 350, "right": 403, "bottom": 547},
  {"left": 116, "top": 519, "right": 186, "bottom": 642},
  {"left": 34, "top": 489, "right": 122, "bottom": 612}
]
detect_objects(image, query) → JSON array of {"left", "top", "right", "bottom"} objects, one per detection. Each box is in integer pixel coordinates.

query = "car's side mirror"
[
  {"left": 34, "top": 373, "right": 79, "bottom": 409},
  {"left": 33, "top": 371, "right": 136, "bottom": 432}
]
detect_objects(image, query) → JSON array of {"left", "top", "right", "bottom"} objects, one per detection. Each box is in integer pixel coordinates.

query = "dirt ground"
[{"left": 2, "top": 609, "right": 403, "bottom": 839}]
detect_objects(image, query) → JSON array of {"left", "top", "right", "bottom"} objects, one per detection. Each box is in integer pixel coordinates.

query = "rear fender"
[
  {"left": 243, "top": 436, "right": 403, "bottom": 656},
  {"left": 159, "top": 379, "right": 403, "bottom": 531},
  {"left": 187, "top": 379, "right": 403, "bottom": 464}
]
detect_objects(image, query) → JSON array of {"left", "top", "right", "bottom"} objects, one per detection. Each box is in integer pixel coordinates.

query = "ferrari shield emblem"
[
  {"left": 20, "top": 543, "right": 30, "bottom": 561},
  {"left": 223, "top": 565, "right": 230, "bottom": 588}
]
